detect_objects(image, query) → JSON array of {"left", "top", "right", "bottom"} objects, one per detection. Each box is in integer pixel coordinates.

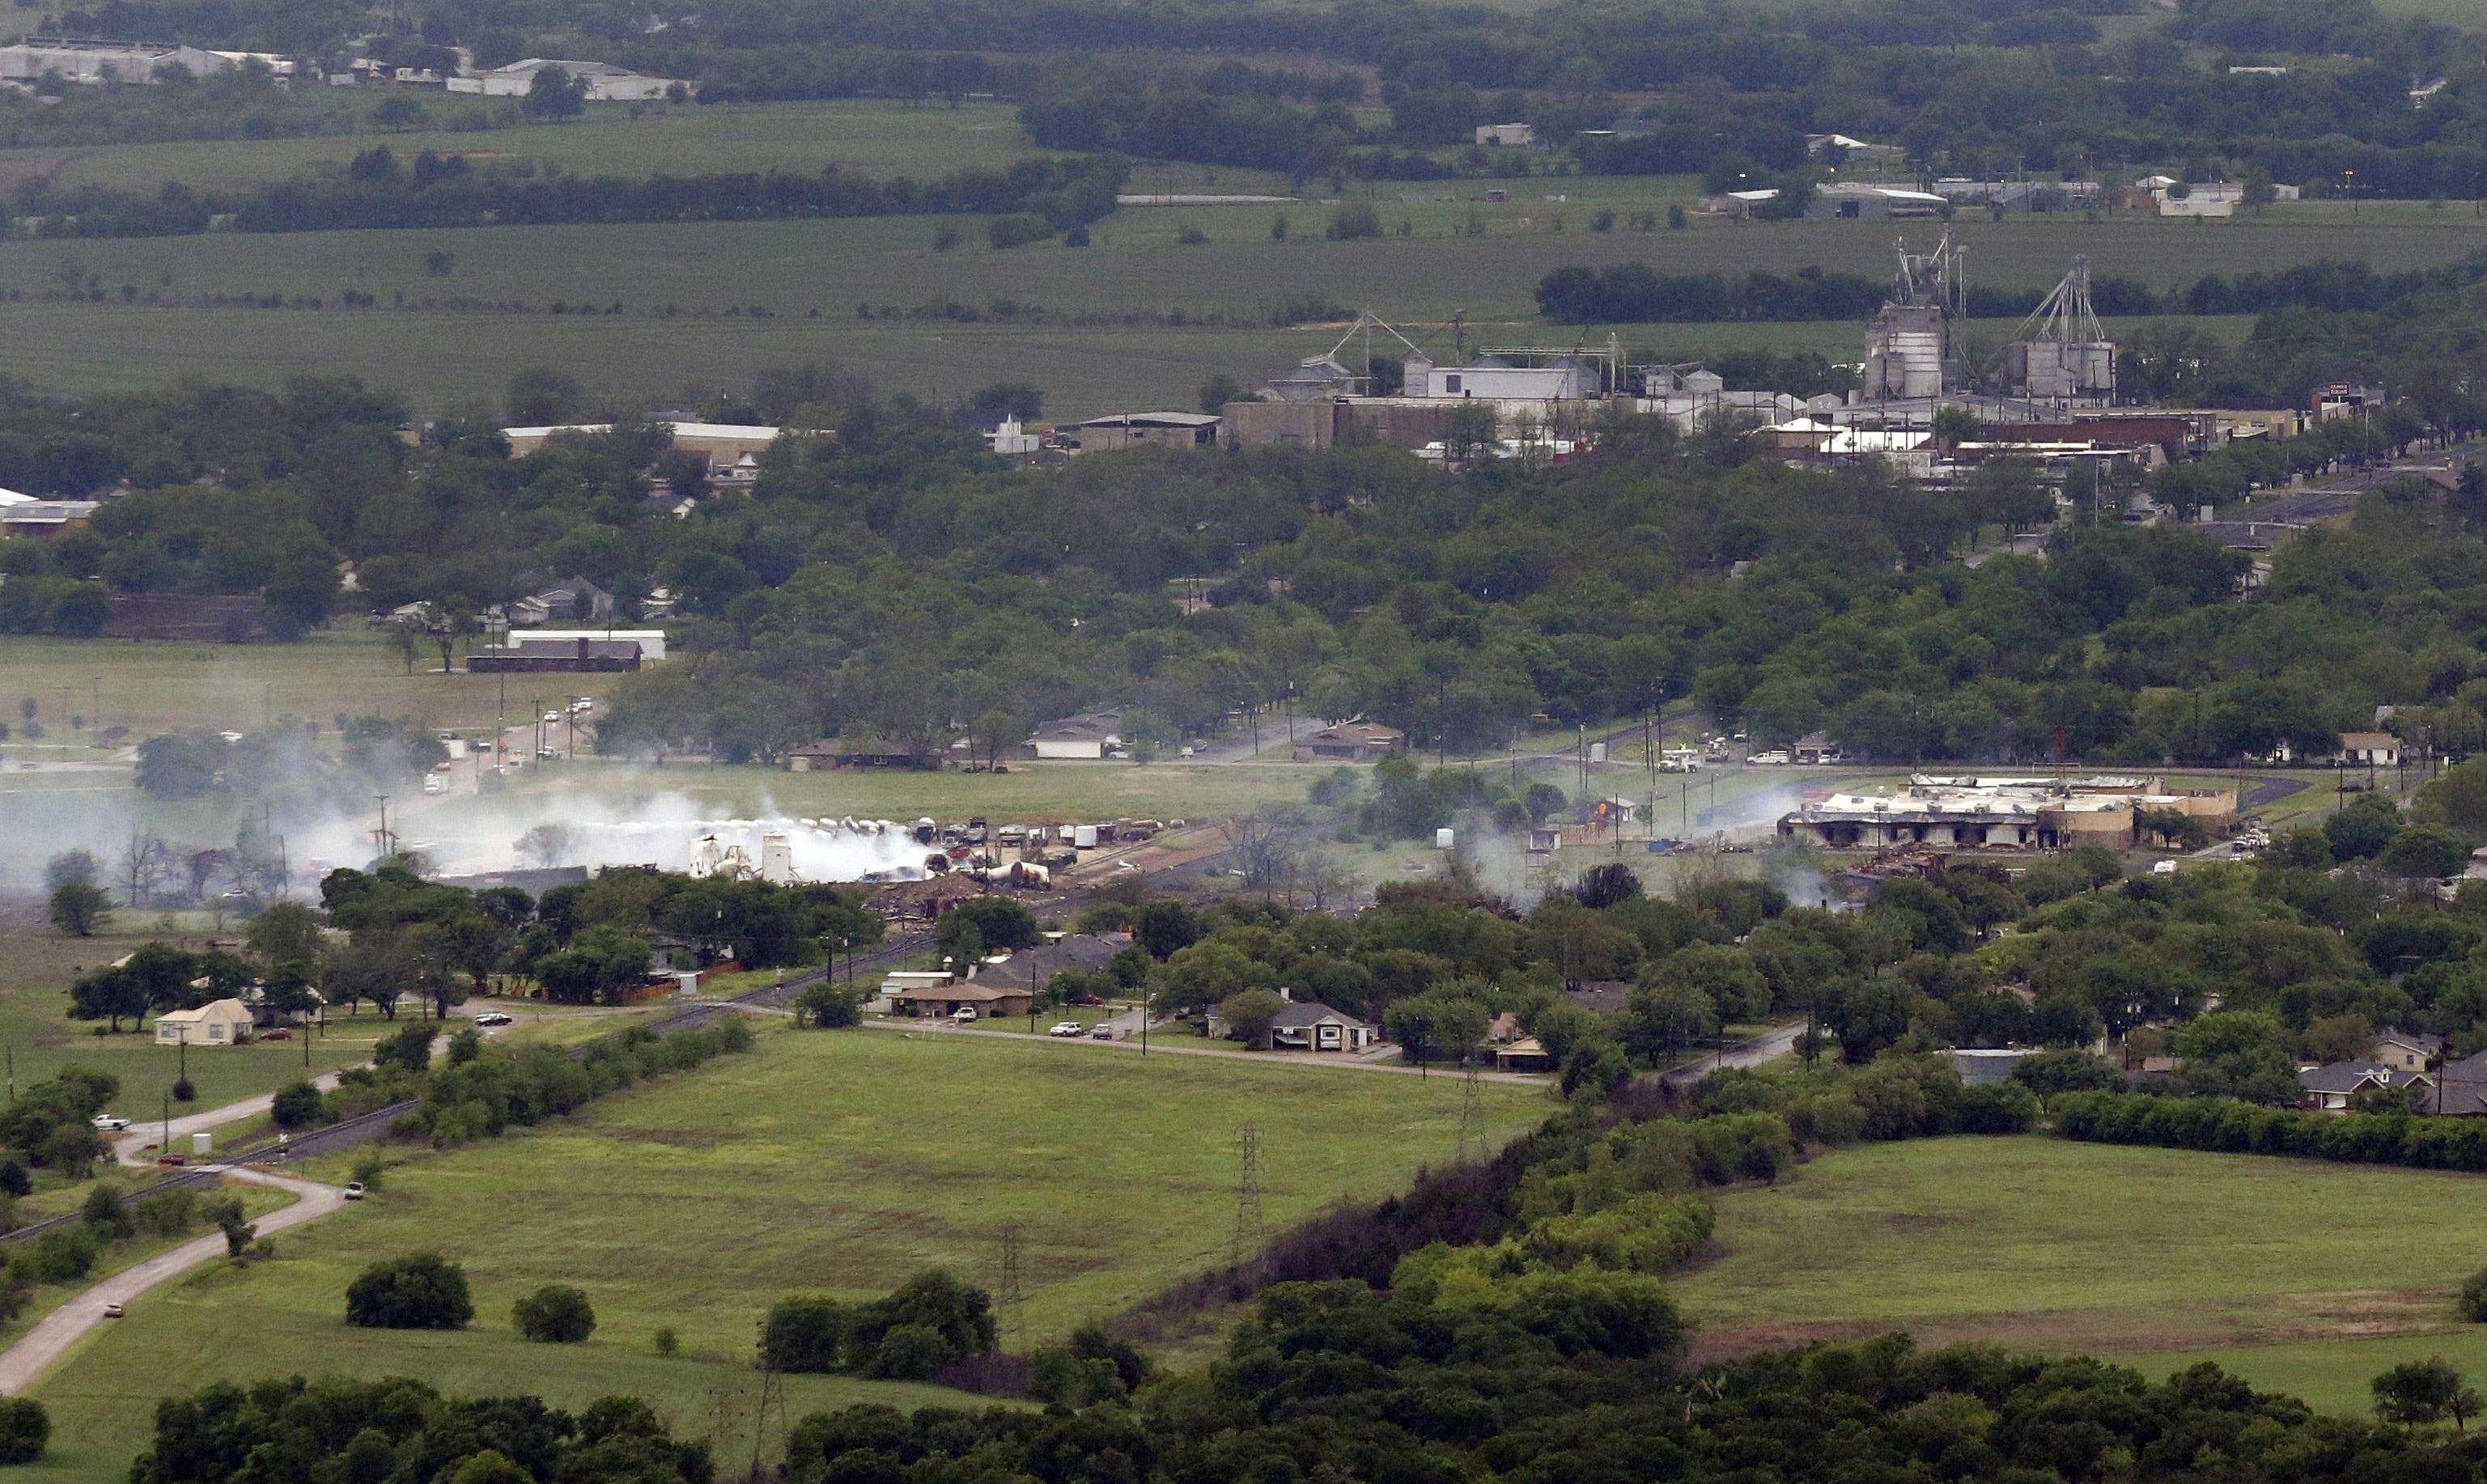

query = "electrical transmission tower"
[
  {"left": 1233, "top": 1123, "right": 1266, "bottom": 1266},
  {"left": 996, "top": 1220, "right": 1026, "bottom": 1347}
]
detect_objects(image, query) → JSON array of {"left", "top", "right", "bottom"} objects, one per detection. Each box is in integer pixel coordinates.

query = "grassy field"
[
  {"left": 0, "top": 631, "right": 530, "bottom": 740},
  {"left": 19, "top": 1026, "right": 1547, "bottom": 1483},
  {"left": 0, "top": 191, "right": 2448, "bottom": 413},
  {"left": 0, "top": 906, "right": 371, "bottom": 1118},
  {"left": 1671, "top": 1137, "right": 2487, "bottom": 1364},
  {"left": 2, "top": 100, "right": 1045, "bottom": 197}
]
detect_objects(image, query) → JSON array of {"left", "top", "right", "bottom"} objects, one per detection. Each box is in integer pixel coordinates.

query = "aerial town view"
[{"left": 4, "top": 0, "right": 2487, "bottom": 1479}]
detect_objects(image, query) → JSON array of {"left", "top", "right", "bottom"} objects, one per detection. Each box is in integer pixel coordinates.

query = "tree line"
[
  {"left": 1538, "top": 252, "right": 2487, "bottom": 326},
  {"left": 8, "top": 152, "right": 1127, "bottom": 241}
]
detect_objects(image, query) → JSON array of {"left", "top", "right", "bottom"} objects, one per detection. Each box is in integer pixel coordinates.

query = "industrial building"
[
  {"left": 503, "top": 422, "right": 809, "bottom": 486},
  {"left": 1998, "top": 257, "right": 2116, "bottom": 404},
  {"left": 1778, "top": 776, "right": 2237, "bottom": 851},
  {"left": 447, "top": 57, "right": 677, "bottom": 100},
  {"left": 1072, "top": 412, "right": 1220, "bottom": 451},
  {"left": 0, "top": 37, "right": 233, "bottom": 85},
  {"left": 466, "top": 636, "right": 643, "bottom": 673},
  {"left": 1863, "top": 234, "right": 1967, "bottom": 401}
]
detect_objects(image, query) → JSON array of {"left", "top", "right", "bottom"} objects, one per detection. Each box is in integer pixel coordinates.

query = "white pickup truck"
[{"left": 90, "top": 1115, "right": 130, "bottom": 1132}]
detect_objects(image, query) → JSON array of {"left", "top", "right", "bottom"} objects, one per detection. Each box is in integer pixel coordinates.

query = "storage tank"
[
  {"left": 1435, "top": 827, "right": 1456, "bottom": 850},
  {"left": 1072, "top": 824, "right": 1098, "bottom": 850},
  {"left": 759, "top": 833, "right": 792, "bottom": 884}
]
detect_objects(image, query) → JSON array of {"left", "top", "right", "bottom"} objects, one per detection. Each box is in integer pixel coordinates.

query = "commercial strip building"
[{"left": 1777, "top": 775, "right": 2239, "bottom": 851}]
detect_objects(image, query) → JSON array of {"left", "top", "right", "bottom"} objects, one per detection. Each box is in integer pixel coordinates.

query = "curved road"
[{"left": 0, "top": 1166, "right": 343, "bottom": 1394}]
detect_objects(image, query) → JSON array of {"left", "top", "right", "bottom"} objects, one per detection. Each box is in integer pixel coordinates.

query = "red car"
[
  {"left": 157, "top": 1155, "right": 185, "bottom": 1167},
  {"left": 261, "top": 1029, "right": 291, "bottom": 1041},
  {"left": 1072, "top": 996, "right": 1108, "bottom": 1007}
]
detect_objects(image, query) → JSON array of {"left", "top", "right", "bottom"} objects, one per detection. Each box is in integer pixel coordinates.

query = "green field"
[
  {"left": 0, "top": 909, "right": 370, "bottom": 1120},
  {"left": 19, "top": 1027, "right": 1547, "bottom": 1483},
  {"left": 0, "top": 193, "right": 2451, "bottom": 413},
  {"left": 0, "top": 631, "right": 526, "bottom": 741},
  {"left": 2, "top": 100, "right": 1045, "bottom": 197},
  {"left": 1671, "top": 1137, "right": 2487, "bottom": 1367}
]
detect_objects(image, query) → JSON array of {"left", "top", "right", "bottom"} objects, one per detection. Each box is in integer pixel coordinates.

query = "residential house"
[
  {"left": 885, "top": 981, "right": 1042, "bottom": 1020},
  {"left": 1270, "top": 999, "right": 1378, "bottom": 1053},
  {"left": 786, "top": 735, "right": 924, "bottom": 770},
  {"left": 2298, "top": 1061, "right": 2429, "bottom": 1112},
  {"left": 969, "top": 935, "right": 1125, "bottom": 999},
  {"left": 1292, "top": 721, "right": 1406, "bottom": 763},
  {"left": 1475, "top": 122, "right": 1534, "bottom": 146},
  {"left": 2372, "top": 1028, "right": 2445, "bottom": 1075},
  {"left": 1494, "top": 1036, "right": 1555, "bottom": 1072},
  {"left": 1792, "top": 732, "right": 1843, "bottom": 765},
  {"left": 509, "top": 576, "right": 615, "bottom": 626},
  {"left": 1029, "top": 711, "right": 1124, "bottom": 761},
  {"left": 155, "top": 998, "right": 256, "bottom": 1046},
  {"left": 2337, "top": 731, "right": 2402, "bottom": 767}
]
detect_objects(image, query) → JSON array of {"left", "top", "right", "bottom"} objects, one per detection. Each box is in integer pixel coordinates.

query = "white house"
[
  {"left": 1271, "top": 999, "right": 1379, "bottom": 1053},
  {"left": 155, "top": 998, "right": 255, "bottom": 1046},
  {"left": 1474, "top": 123, "right": 1534, "bottom": 146},
  {"left": 1029, "top": 711, "right": 1123, "bottom": 760},
  {"left": 2337, "top": 731, "right": 2402, "bottom": 767}
]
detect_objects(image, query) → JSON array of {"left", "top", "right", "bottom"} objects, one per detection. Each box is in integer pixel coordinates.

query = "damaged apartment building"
[{"left": 1777, "top": 775, "right": 2237, "bottom": 851}]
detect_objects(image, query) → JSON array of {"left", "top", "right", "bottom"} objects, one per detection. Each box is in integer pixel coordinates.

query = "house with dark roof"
[
  {"left": 970, "top": 935, "right": 1124, "bottom": 995},
  {"left": 1271, "top": 998, "right": 1378, "bottom": 1053},
  {"left": 466, "top": 636, "right": 642, "bottom": 673},
  {"left": 2372, "top": 1028, "right": 2445, "bottom": 1075},
  {"left": 885, "top": 980, "right": 1043, "bottom": 1020},
  {"left": 786, "top": 735, "right": 925, "bottom": 770},
  {"left": 1292, "top": 721, "right": 1406, "bottom": 763},
  {"left": 2298, "top": 1061, "right": 2430, "bottom": 1113}
]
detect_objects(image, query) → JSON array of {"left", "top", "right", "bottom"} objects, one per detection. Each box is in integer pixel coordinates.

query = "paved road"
[
  {"left": 1659, "top": 1023, "right": 1806, "bottom": 1090},
  {"left": 0, "top": 1166, "right": 343, "bottom": 1394}
]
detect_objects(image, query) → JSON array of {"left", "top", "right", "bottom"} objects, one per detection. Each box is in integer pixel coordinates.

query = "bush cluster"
[
  {"left": 2056, "top": 1089, "right": 2487, "bottom": 1170},
  {"left": 416, "top": 1016, "right": 751, "bottom": 1147},
  {"left": 762, "top": 1270, "right": 995, "bottom": 1380}
]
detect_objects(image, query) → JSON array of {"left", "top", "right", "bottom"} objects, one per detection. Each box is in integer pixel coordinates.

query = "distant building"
[
  {"left": 0, "top": 37, "right": 231, "bottom": 85},
  {"left": 449, "top": 57, "right": 677, "bottom": 100},
  {"left": 1293, "top": 721, "right": 1405, "bottom": 763},
  {"left": 155, "top": 998, "right": 255, "bottom": 1046},
  {"left": 1029, "top": 711, "right": 1125, "bottom": 760},
  {"left": 502, "top": 422, "right": 808, "bottom": 482},
  {"left": 465, "top": 636, "right": 643, "bottom": 673},
  {"left": 1780, "top": 774, "right": 2236, "bottom": 851},
  {"left": 0, "top": 500, "right": 99, "bottom": 538},
  {"left": 510, "top": 575, "right": 616, "bottom": 627},
  {"left": 785, "top": 736, "right": 925, "bottom": 770},
  {"left": 2337, "top": 731, "right": 2402, "bottom": 767},
  {"left": 522, "top": 628, "right": 668, "bottom": 662},
  {"left": 1474, "top": 122, "right": 1534, "bottom": 146},
  {"left": 1073, "top": 413, "right": 1221, "bottom": 452}
]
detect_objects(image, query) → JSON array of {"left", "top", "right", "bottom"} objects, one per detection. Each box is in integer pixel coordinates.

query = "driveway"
[
  {"left": 0, "top": 1166, "right": 345, "bottom": 1394},
  {"left": 1659, "top": 1022, "right": 1805, "bottom": 1090}
]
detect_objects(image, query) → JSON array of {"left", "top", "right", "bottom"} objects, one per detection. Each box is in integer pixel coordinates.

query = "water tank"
[
  {"left": 1434, "top": 827, "right": 1456, "bottom": 850},
  {"left": 193, "top": 1132, "right": 212, "bottom": 1155}
]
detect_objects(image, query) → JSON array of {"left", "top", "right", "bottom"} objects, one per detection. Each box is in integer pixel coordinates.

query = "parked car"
[
  {"left": 102, "top": 1303, "right": 123, "bottom": 1318},
  {"left": 261, "top": 1029, "right": 291, "bottom": 1041},
  {"left": 157, "top": 1155, "right": 185, "bottom": 1167},
  {"left": 1072, "top": 995, "right": 1108, "bottom": 1007},
  {"left": 473, "top": 1011, "right": 514, "bottom": 1028},
  {"left": 2151, "top": 859, "right": 2179, "bottom": 876},
  {"left": 422, "top": 776, "right": 446, "bottom": 795},
  {"left": 1750, "top": 750, "right": 1791, "bottom": 765},
  {"left": 1047, "top": 1021, "right": 1084, "bottom": 1037},
  {"left": 91, "top": 1115, "right": 129, "bottom": 1131},
  {"left": 1090, "top": 1024, "right": 1114, "bottom": 1040},
  {"left": 537, "top": 748, "right": 559, "bottom": 760},
  {"left": 953, "top": 1007, "right": 979, "bottom": 1024},
  {"left": 343, "top": 1182, "right": 366, "bottom": 1201}
]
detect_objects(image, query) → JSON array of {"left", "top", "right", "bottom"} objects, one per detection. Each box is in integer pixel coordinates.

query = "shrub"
[
  {"left": 654, "top": 1325, "right": 678, "bottom": 1356},
  {"left": 130, "top": 1187, "right": 197, "bottom": 1237},
  {"left": 79, "top": 1184, "right": 129, "bottom": 1240},
  {"left": 1327, "top": 201, "right": 1382, "bottom": 240},
  {"left": 989, "top": 214, "right": 1053, "bottom": 249},
  {"left": 346, "top": 1254, "right": 473, "bottom": 1329},
  {"left": 2459, "top": 1269, "right": 2487, "bottom": 1322},
  {"left": 374, "top": 1022, "right": 433, "bottom": 1075},
  {"left": 350, "top": 1151, "right": 386, "bottom": 1192},
  {"left": 0, "top": 1161, "right": 28, "bottom": 1198},
  {"left": 170, "top": 1076, "right": 195, "bottom": 1104},
  {"left": 270, "top": 1080, "right": 325, "bottom": 1130},
  {"left": 0, "top": 1397, "right": 47, "bottom": 1464},
  {"left": 512, "top": 1284, "right": 596, "bottom": 1342},
  {"left": 23, "top": 1227, "right": 95, "bottom": 1283}
]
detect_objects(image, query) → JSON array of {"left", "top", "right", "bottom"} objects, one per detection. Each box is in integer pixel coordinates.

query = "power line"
[{"left": 1457, "top": 1058, "right": 1485, "bottom": 1163}]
